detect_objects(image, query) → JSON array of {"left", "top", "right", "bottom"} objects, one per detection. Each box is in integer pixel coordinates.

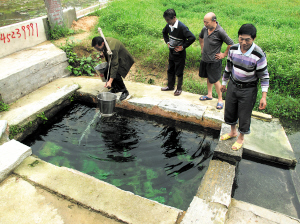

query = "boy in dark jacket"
[{"left": 162, "top": 9, "right": 196, "bottom": 96}]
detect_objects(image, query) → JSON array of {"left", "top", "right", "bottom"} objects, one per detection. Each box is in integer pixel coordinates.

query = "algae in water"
[
  {"left": 82, "top": 159, "right": 113, "bottom": 180},
  {"left": 39, "top": 141, "right": 62, "bottom": 157},
  {"left": 146, "top": 169, "right": 158, "bottom": 180},
  {"left": 49, "top": 156, "right": 73, "bottom": 168}
]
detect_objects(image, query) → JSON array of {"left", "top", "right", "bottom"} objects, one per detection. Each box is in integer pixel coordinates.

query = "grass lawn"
[{"left": 86, "top": 0, "right": 300, "bottom": 120}]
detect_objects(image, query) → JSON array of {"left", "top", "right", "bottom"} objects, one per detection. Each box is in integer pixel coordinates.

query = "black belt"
[{"left": 230, "top": 76, "right": 258, "bottom": 89}]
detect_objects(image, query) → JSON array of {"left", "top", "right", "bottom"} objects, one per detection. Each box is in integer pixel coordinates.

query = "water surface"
[
  {"left": 0, "top": 0, "right": 103, "bottom": 27},
  {"left": 23, "top": 103, "right": 219, "bottom": 210}
]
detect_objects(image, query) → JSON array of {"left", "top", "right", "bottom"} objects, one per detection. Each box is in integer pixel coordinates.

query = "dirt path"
[{"left": 53, "top": 16, "right": 202, "bottom": 87}]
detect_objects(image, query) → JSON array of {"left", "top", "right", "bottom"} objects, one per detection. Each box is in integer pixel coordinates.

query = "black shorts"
[{"left": 199, "top": 60, "right": 222, "bottom": 84}]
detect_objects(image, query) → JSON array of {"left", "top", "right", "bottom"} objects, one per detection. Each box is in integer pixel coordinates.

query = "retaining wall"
[{"left": 0, "top": 8, "right": 78, "bottom": 59}]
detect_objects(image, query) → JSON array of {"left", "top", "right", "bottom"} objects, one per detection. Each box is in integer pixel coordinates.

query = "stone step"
[
  {"left": 0, "top": 120, "right": 9, "bottom": 145},
  {"left": 214, "top": 119, "right": 297, "bottom": 167},
  {"left": 180, "top": 160, "right": 236, "bottom": 223},
  {"left": 244, "top": 118, "right": 297, "bottom": 167},
  {"left": 0, "top": 83, "right": 79, "bottom": 141},
  {"left": 226, "top": 199, "right": 300, "bottom": 224},
  {"left": 214, "top": 123, "right": 243, "bottom": 165},
  {"left": 0, "top": 42, "right": 70, "bottom": 104},
  {"left": 0, "top": 139, "right": 32, "bottom": 182}
]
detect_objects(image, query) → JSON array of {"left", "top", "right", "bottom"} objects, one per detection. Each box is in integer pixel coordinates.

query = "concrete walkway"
[{"left": 0, "top": 76, "right": 299, "bottom": 223}]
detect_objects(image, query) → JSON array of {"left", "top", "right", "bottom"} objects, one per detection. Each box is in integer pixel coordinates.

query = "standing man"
[
  {"left": 162, "top": 9, "right": 195, "bottom": 96},
  {"left": 199, "top": 12, "right": 234, "bottom": 109},
  {"left": 92, "top": 36, "right": 134, "bottom": 101},
  {"left": 220, "top": 24, "right": 269, "bottom": 150}
]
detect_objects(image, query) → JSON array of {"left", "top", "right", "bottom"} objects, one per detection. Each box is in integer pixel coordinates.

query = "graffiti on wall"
[{"left": 0, "top": 23, "right": 39, "bottom": 43}]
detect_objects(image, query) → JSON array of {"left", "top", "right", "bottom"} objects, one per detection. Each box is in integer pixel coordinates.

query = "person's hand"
[
  {"left": 259, "top": 97, "right": 267, "bottom": 110},
  {"left": 220, "top": 85, "right": 227, "bottom": 93},
  {"left": 97, "top": 52, "right": 104, "bottom": 59},
  {"left": 215, "top": 53, "right": 226, "bottom": 60},
  {"left": 104, "top": 81, "right": 112, "bottom": 88},
  {"left": 168, "top": 43, "right": 170, "bottom": 48},
  {"left": 174, "top": 46, "right": 184, "bottom": 52}
]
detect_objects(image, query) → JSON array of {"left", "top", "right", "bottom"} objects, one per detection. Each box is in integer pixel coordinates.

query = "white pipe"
[{"left": 98, "top": 27, "right": 112, "bottom": 84}]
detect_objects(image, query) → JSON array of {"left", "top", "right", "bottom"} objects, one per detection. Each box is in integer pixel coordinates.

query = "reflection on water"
[
  {"left": 0, "top": 0, "right": 102, "bottom": 27},
  {"left": 22, "top": 103, "right": 219, "bottom": 210}
]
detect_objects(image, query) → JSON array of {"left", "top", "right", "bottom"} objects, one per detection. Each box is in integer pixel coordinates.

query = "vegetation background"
[{"left": 89, "top": 0, "right": 300, "bottom": 120}]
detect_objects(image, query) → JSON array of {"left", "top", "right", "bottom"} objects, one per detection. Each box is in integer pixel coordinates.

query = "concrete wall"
[
  {"left": 76, "top": 4, "right": 105, "bottom": 18},
  {"left": 0, "top": 17, "right": 48, "bottom": 59},
  {"left": 0, "top": 8, "right": 77, "bottom": 59}
]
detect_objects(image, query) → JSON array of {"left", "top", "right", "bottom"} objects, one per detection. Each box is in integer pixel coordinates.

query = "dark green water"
[
  {"left": 0, "top": 0, "right": 102, "bottom": 27},
  {"left": 22, "top": 102, "right": 219, "bottom": 210}
]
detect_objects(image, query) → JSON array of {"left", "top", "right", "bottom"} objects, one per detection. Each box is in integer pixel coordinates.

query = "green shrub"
[
  {"left": 60, "top": 39, "right": 98, "bottom": 76},
  {"left": 48, "top": 23, "right": 76, "bottom": 40},
  {"left": 0, "top": 101, "right": 9, "bottom": 112}
]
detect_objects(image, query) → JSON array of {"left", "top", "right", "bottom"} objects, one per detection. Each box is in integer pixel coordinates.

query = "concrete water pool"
[
  {"left": 1, "top": 78, "right": 299, "bottom": 223},
  {"left": 22, "top": 102, "right": 220, "bottom": 211},
  {"left": 21, "top": 100, "right": 300, "bottom": 218}
]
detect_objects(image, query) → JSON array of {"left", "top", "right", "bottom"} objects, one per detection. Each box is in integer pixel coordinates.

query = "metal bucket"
[{"left": 97, "top": 92, "right": 117, "bottom": 117}]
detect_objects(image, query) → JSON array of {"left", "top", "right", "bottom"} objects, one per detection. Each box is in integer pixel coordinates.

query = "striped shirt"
[{"left": 222, "top": 43, "right": 269, "bottom": 92}]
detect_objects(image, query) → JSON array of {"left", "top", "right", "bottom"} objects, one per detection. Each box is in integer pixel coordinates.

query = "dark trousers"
[
  {"left": 167, "top": 51, "right": 186, "bottom": 90},
  {"left": 105, "top": 72, "right": 127, "bottom": 93},
  {"left": 224, "top": 81, "right": 258, "bottom": 134}
]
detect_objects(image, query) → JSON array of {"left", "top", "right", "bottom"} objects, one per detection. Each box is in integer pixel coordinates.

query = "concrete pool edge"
[
  {"left": 13, "top": 156, "right": 183, "bottom": 224},
  {"left": 0, "top": 76, "right": 299, "bottom": 223}
]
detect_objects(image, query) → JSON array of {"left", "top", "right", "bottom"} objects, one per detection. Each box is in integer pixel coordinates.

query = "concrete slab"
[
  {"left": 0, "top": 120, "right": 7, "bottom": 138},
  {"left": 0, "top": 42, "right": 70, "bottom": 104},
  {"left": 196, "top": 159, "right": 236, "bottom": 207},
  {"left": 251, "top": 110, "right": 272, "bottom": 122},
  {"left": 225, "top": 199, "right": 300, "bottom": 224},
  {"left": 214, "top": 123, "right": 242, "bottom": 164},
  {"left": 0, "top": 140, "right": 31, "bottom": 182},
  {"left": 127, "top": 96, "right": 163, "bottom": 108},
  {"left": 0, "top": 120, "right": 9, "bottom": 145},
  {"left": 180, "top": 197, "right": 227, "bottom": 224},
  {"left": 202, "top": 108, "right": 224, "bottom": 130},
  {"left": 1, "top": 84, "right": 79, "bottom": 126},
  {"left": 0, "top": 175, "right": 121, "bottom": 224},
  {"left": 158, "top": 99, "right": 207, "bottom": 119},
  {"left": 77, "top": 3, "right": 107, "bottom": 18},
  {"left": 14, "top": 156, "right": 182, "bottom": 224},
  {"left": 244, "top": 118, "right": 297, "bottom": 166}
]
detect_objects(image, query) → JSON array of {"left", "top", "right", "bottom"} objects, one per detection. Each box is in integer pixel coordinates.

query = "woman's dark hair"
[{"left": 238, "top": 24, "right": 257, "bottom": 39}]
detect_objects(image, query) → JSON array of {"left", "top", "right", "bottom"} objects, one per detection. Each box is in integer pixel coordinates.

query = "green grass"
[
  {"left": 0, "top": 101, "right": 9, "bottom": 112},
  {"left": 91, "top": 0, "right": 300, "bottom": 120}
]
